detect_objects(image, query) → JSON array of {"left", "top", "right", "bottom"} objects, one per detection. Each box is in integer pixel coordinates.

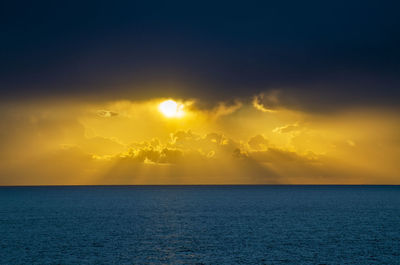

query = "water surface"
[{"left": 0, "top": 185, "right": 399, "bottom": 264}]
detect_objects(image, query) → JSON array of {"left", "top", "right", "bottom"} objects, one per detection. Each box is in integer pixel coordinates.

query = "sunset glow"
[
  {"left": 159, "top": 99, "right": 185, "bottom": 118},
  {"left": 0, "top": 1, "right": 398, "bottom": 186}
]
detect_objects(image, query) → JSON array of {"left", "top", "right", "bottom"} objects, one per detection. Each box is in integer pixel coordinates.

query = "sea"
[{"left": 0, "top": 185, "right": 399, "bottom": 264}]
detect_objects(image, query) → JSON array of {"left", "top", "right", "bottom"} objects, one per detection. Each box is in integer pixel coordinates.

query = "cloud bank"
[{"left": 0, "top": 98, "right": 398, "bottom": 185}]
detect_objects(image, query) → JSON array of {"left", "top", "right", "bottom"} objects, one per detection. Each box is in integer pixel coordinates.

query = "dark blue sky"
[{"left": 1, "top": 0, "right": 399, "bottom": 110}]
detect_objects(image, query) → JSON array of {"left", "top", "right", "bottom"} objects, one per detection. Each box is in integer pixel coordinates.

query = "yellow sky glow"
[{"left": 0, "top": 97, "right": 398, "bottom": 185}]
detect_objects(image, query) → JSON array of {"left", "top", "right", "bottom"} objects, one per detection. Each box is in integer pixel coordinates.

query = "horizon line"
[{"left": 1, "top": 184, "right": 399, "bottom": 187}]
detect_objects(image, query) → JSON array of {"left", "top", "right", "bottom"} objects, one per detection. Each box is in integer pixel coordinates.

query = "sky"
[{"left": 0, "top": 1, "right": 399, "bottom": 185}]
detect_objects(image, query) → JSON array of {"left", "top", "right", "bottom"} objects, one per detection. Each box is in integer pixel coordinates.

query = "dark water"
[{"left": 0, "top": 186, "right": 399, "bottom": 264}]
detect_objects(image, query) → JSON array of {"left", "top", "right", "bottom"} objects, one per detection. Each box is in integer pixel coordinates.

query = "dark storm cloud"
[{"left": 1, "top": 1, "right": 399, "bottom": 111}]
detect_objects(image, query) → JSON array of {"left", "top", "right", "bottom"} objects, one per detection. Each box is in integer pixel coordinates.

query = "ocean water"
[{"left": 0, "top": 186, "right": 399, "bottom": 264}]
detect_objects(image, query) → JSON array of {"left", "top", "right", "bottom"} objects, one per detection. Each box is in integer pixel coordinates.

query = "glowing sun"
[{"left": 159, "top": 99, "right": 185, "bottom": 118}]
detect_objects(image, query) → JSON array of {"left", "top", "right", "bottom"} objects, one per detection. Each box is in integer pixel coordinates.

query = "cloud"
[
  {"left": 209, "top": 100, "right": 243, "bottom": 118},
  {"left": 273, "top": 123, "right": 300, "bottom": 134},
  {"left": 0, "top": 99, "right": 399, "bottom": 185},
  {"left": 249, "top": 148, "right": 318, "bottom": 164},
  {"left": 248, "top": 135, "right": 269, "bottom": 150},
  {"left": 252, "top": 91, "right": 280, "bottom": 112},
  {"left": 122, "top": 146, "right": 184, "bottom": 164},
  {"left": 120, "top": 130, "right": 242, "bottom": 165},
  {"left": 168, "top": 130, "right": 240, "bottom": 157},
  {"left": 2, "top": 0, "right": 399, "bottom": 116},
  {"left": 97, "top": 110, "right": 118, "bottom": 118}
]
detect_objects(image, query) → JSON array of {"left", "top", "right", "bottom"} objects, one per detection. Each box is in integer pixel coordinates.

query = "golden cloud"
[{"left": 0, "top": 98, "right": 399, "bottom": 185}]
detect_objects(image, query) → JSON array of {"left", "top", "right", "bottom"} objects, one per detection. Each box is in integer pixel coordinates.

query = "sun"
[{"left": 159, "top": 99, "right": 185, "bottom": 118}]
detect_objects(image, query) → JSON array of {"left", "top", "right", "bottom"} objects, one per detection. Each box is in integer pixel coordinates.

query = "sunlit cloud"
[
  {"left": 0, "top": 96, "right": 399, "bottom": 185},
  {"left": 252, "top": 91, "right": 280, "bottom": 113},
  {"left": 273, "top": 122, "right": 300, "bottom": 134},
  {"left": 97, "top": 110, "right": 118, "bottom": 118}
]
